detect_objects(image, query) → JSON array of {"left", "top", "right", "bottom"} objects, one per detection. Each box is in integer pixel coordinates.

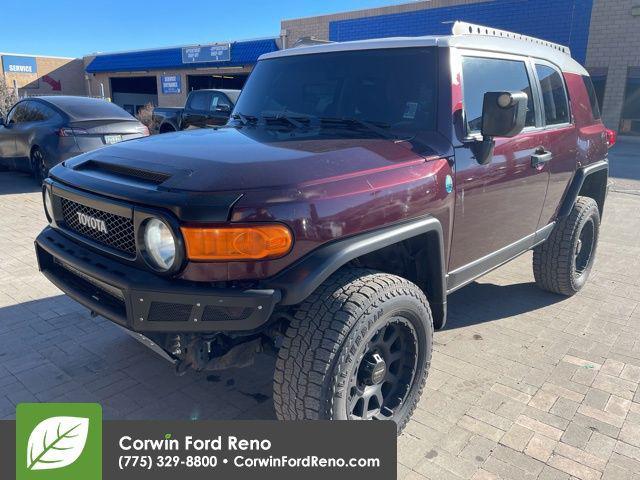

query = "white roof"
[{"left": 261, "top": 21, "right": 587, "bottom": 76}]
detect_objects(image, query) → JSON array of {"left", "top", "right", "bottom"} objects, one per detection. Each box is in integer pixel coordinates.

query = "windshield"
[{"left": 233, "top": 47, "right": 438, "bottom": 135}]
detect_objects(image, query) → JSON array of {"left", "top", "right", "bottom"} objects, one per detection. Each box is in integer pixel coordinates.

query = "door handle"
[{"left": 531, "top": 149, "right": 552, "bottom": 169}]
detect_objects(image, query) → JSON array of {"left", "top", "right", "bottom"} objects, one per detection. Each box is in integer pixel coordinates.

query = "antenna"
[{"left": 452, "top": 21, "right": 571, "bottom": 55}]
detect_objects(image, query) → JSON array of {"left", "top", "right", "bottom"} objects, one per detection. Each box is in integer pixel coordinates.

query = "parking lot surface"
[{"left": 1, "top": 139, "right": 639, "bottom": 480}]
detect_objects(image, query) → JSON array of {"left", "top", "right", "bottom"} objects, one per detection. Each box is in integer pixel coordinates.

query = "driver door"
[{"left": 448, "top": 52, "right": 549, "bottom": 288}]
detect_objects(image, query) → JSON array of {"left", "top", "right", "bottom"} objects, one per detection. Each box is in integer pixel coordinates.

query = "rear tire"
[
  {"left": 533, "top": 196, "right": 600, "bottom": 295},
  {"left": 273, "top": 268, "right": 433, "bottom": 433},
  {"left": 31, "top": 147, "right": 48, "bottom": 185}
]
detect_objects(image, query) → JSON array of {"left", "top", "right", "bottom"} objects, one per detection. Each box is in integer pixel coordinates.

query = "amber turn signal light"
[{"left": 181, "top": 224, "right": 293, "bottom": 261}]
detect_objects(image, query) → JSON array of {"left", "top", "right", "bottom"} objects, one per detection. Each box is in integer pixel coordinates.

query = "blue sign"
[
  {"left": 2, "top": 55, "right": 37, "bottom": 74},
  {"left": 182, "top": 44, "right": 231, "bottom": 64},
  {"left": 161, "top": 75, "right": 182, "bottom": 94}
]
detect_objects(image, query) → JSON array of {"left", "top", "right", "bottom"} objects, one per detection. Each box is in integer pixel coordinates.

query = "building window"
[{"left": 621, "top": 67, "right": 640, "bottom": 135}]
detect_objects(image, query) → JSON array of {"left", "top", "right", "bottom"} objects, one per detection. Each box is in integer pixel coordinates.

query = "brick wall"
[
  {"left": 2, "top": 56, "right": 85, "bottom": 97},
  {"left": 281, "top": 0, "right": 487, "bottom": 47},
  {"left": 586, "top": 0, "right": 640, "bottom": 129},
  {"left": 327, "top": 0, "right": 593, "bottom": 64}
]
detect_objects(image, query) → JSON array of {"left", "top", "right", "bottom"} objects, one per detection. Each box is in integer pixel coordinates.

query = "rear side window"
[
  {"left": 33, "top": 102, "right": 58, "bottom": 121},
  {"left": 582, "top": 76, "right": 602, "bottom": 120},
  {"left": 535, "top": 64, "right": 570, "bottom": 125},
  {"left": 462, "top": 56, "right": 536, "bottom": 133}
]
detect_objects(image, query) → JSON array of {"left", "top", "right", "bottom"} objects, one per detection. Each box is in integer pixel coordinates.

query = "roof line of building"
[
  {"left": 282, "top": 0, "right": 435, "bottom": 23},
  {"left": 0, "top": 52, "right": 78, "bottom": 60},
  {"left": 87, "top": 36, "right": 280, "bottom": 58}
]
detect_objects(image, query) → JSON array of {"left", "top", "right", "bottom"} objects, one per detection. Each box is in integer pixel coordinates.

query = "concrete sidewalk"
[{"left": 0, "top": 140, "right": 638, "bottom": 480}]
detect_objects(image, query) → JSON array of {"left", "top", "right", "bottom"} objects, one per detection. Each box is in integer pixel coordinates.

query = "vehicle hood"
[{"left": 60, "top": 126, "right": 452, "bottom": 193}]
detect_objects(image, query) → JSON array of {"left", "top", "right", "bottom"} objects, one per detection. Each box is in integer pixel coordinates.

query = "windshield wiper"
[
  {"left": 260, "top": 113, "right": 307, "bottom": 129},
  {"left": 319, "top": 117, "right": 410, "bottom": 142},
  {"left": 231, "top": 112, "right": 258, "bottom": 126}
]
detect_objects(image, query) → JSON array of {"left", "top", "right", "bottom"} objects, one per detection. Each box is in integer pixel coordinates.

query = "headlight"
[
  {"left": 43, "top": 189, "right": 53, "bottom": 222},
  {"left": 143, "top": 218, "right": 176, "bottom": 271}
]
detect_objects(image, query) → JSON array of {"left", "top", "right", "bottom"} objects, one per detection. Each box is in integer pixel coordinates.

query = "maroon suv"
[{"left": 35, "top": 22, "right": 610, "bottom": 431}]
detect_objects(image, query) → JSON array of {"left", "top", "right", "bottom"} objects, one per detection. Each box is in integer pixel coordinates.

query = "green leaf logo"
[{"left": 26, "top": 416, "right": 90, "bottom": 471}]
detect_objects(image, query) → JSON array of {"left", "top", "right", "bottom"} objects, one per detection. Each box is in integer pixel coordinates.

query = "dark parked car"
[
  {"left": 35, "top": 23, "right": 611, "bottom": 431},
  {"left": 152, "top": 89, "right": 240, "bottom": 133},
  {"left": 0, "top": 96, "right": 148, "bottom": 183}
]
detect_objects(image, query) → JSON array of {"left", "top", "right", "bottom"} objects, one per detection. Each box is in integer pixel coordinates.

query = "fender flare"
[
  {"left": 557, "top": 159, "right": 608, "bottom": 218},
  {"left": 266, "top": 215, "right": 448, "bottom": 328}
]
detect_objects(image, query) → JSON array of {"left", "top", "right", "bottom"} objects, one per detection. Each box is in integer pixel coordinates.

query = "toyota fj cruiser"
[{"left": 35, "top": 23, "right": 611, "bottom": 431}]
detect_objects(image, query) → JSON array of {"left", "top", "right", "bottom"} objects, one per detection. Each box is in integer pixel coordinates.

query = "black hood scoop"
[{"left": 74, "top": 159, "right": 172, "bottom": 185}]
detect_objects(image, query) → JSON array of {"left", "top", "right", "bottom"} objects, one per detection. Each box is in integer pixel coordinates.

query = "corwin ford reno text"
[{"left": 35, "top": 23, "right": 611, "bottom": 431}]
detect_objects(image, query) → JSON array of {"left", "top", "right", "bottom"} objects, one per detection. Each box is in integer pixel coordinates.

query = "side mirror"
[
  {"left": 472, "top": 91, "right": 528, "bottom": 165},
  {"left": 481, "top": 91, "right": 528, "bottom": 138}
]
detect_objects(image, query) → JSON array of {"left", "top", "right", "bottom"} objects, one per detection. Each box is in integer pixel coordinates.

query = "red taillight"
[
  {"left": 605, "top": 129, "right": 617, "bottom": 148},
  {"left": 58, "top": 127, "right": 89, "bottom": 137}
]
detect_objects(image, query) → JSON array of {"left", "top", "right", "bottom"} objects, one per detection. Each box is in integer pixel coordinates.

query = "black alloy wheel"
[{"left": 348, "top": 318, "right": 418, "bottom": 421}]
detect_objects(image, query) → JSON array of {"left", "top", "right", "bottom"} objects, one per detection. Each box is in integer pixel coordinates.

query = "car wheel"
[
  {"left": 273, "top": 268, "right": 433, "bottom": 433},
  {"left": 533, "top": 196, "right": 600, "bottom": 295},
  {"left": 31, "top": 148, "right": 48, "bottom": 185}
]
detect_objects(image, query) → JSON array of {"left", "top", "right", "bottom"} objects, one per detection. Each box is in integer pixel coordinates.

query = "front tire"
[
  {"left": 273, "top": 268, "right": 433, "bottom": 433},
  {"left": 533, "top": 196, "right": 600, "bottom": 295}
]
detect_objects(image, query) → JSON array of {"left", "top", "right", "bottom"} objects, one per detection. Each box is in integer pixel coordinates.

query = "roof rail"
[{"left": 452, "top": 21, "right": 571, "bottom": 55}]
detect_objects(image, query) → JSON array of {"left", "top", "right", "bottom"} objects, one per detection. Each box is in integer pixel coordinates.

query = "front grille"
[
  {"left": 147, "top": 302, "right": 193, "bottom": 322},
  {"left": 60, "top": 198, "right": 136, "bottom": 256}
]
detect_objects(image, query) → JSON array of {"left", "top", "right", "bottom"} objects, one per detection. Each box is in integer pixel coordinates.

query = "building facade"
[
  {"left": 282, "top": 0, "right": 640, "bottom": 133},
  {"left": 1, "top": 53, "right": 85, "bottom": 98},
  {"left": 83, "top": 39, "right": 279, "bottom": 115}
]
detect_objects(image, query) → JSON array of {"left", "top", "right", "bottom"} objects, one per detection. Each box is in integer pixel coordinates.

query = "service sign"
[
  {"left": 161, "top": 75, "right": 182, "bottom": 94},
  {"left": 181, "top": 44, "right": 231, "bottom": 64},
  {"left": 2, "top": 55, "right": 37, "bottom": 74}
]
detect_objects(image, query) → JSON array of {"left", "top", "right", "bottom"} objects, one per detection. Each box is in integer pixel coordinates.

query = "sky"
[{"left": 2, "top": 0, "right": 410, "bottom": 58}]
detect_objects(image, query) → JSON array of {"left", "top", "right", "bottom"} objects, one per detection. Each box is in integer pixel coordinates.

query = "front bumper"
[{"left": 35, "top": 227, "right": 280, "bottom": 333}]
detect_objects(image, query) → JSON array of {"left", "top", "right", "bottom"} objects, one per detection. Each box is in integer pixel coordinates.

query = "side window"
[
  {"left": 32, "top": 102, "right": 56, "bottom": 121},
  {"left": 462, "top": 56, "right": 536, "bottom": 134},
  {"left": 210, "top": 94, "right": 231, "bottom": 111},
  {"left": 7, "top": 102, "right": 37, "bottom": 124},
  {"left": 6, "top": 104, "right": 25, "bottom": 124},
  {"left": 11, "top": 101, "right": 50, "bottom": 123},
  {"left": 535, "top": 64, "right": 570, "bottom": 126},
  {"left": 582, "top": 76, "right": 602, "bottom": 120},
  {"left": 188, "top": 92, "right": 212, "bottom": 111}
]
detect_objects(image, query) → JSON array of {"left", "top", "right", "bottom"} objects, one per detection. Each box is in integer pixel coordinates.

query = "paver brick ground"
[{"left": 0, "top": 138, "right": 639, "bottom": 479}]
